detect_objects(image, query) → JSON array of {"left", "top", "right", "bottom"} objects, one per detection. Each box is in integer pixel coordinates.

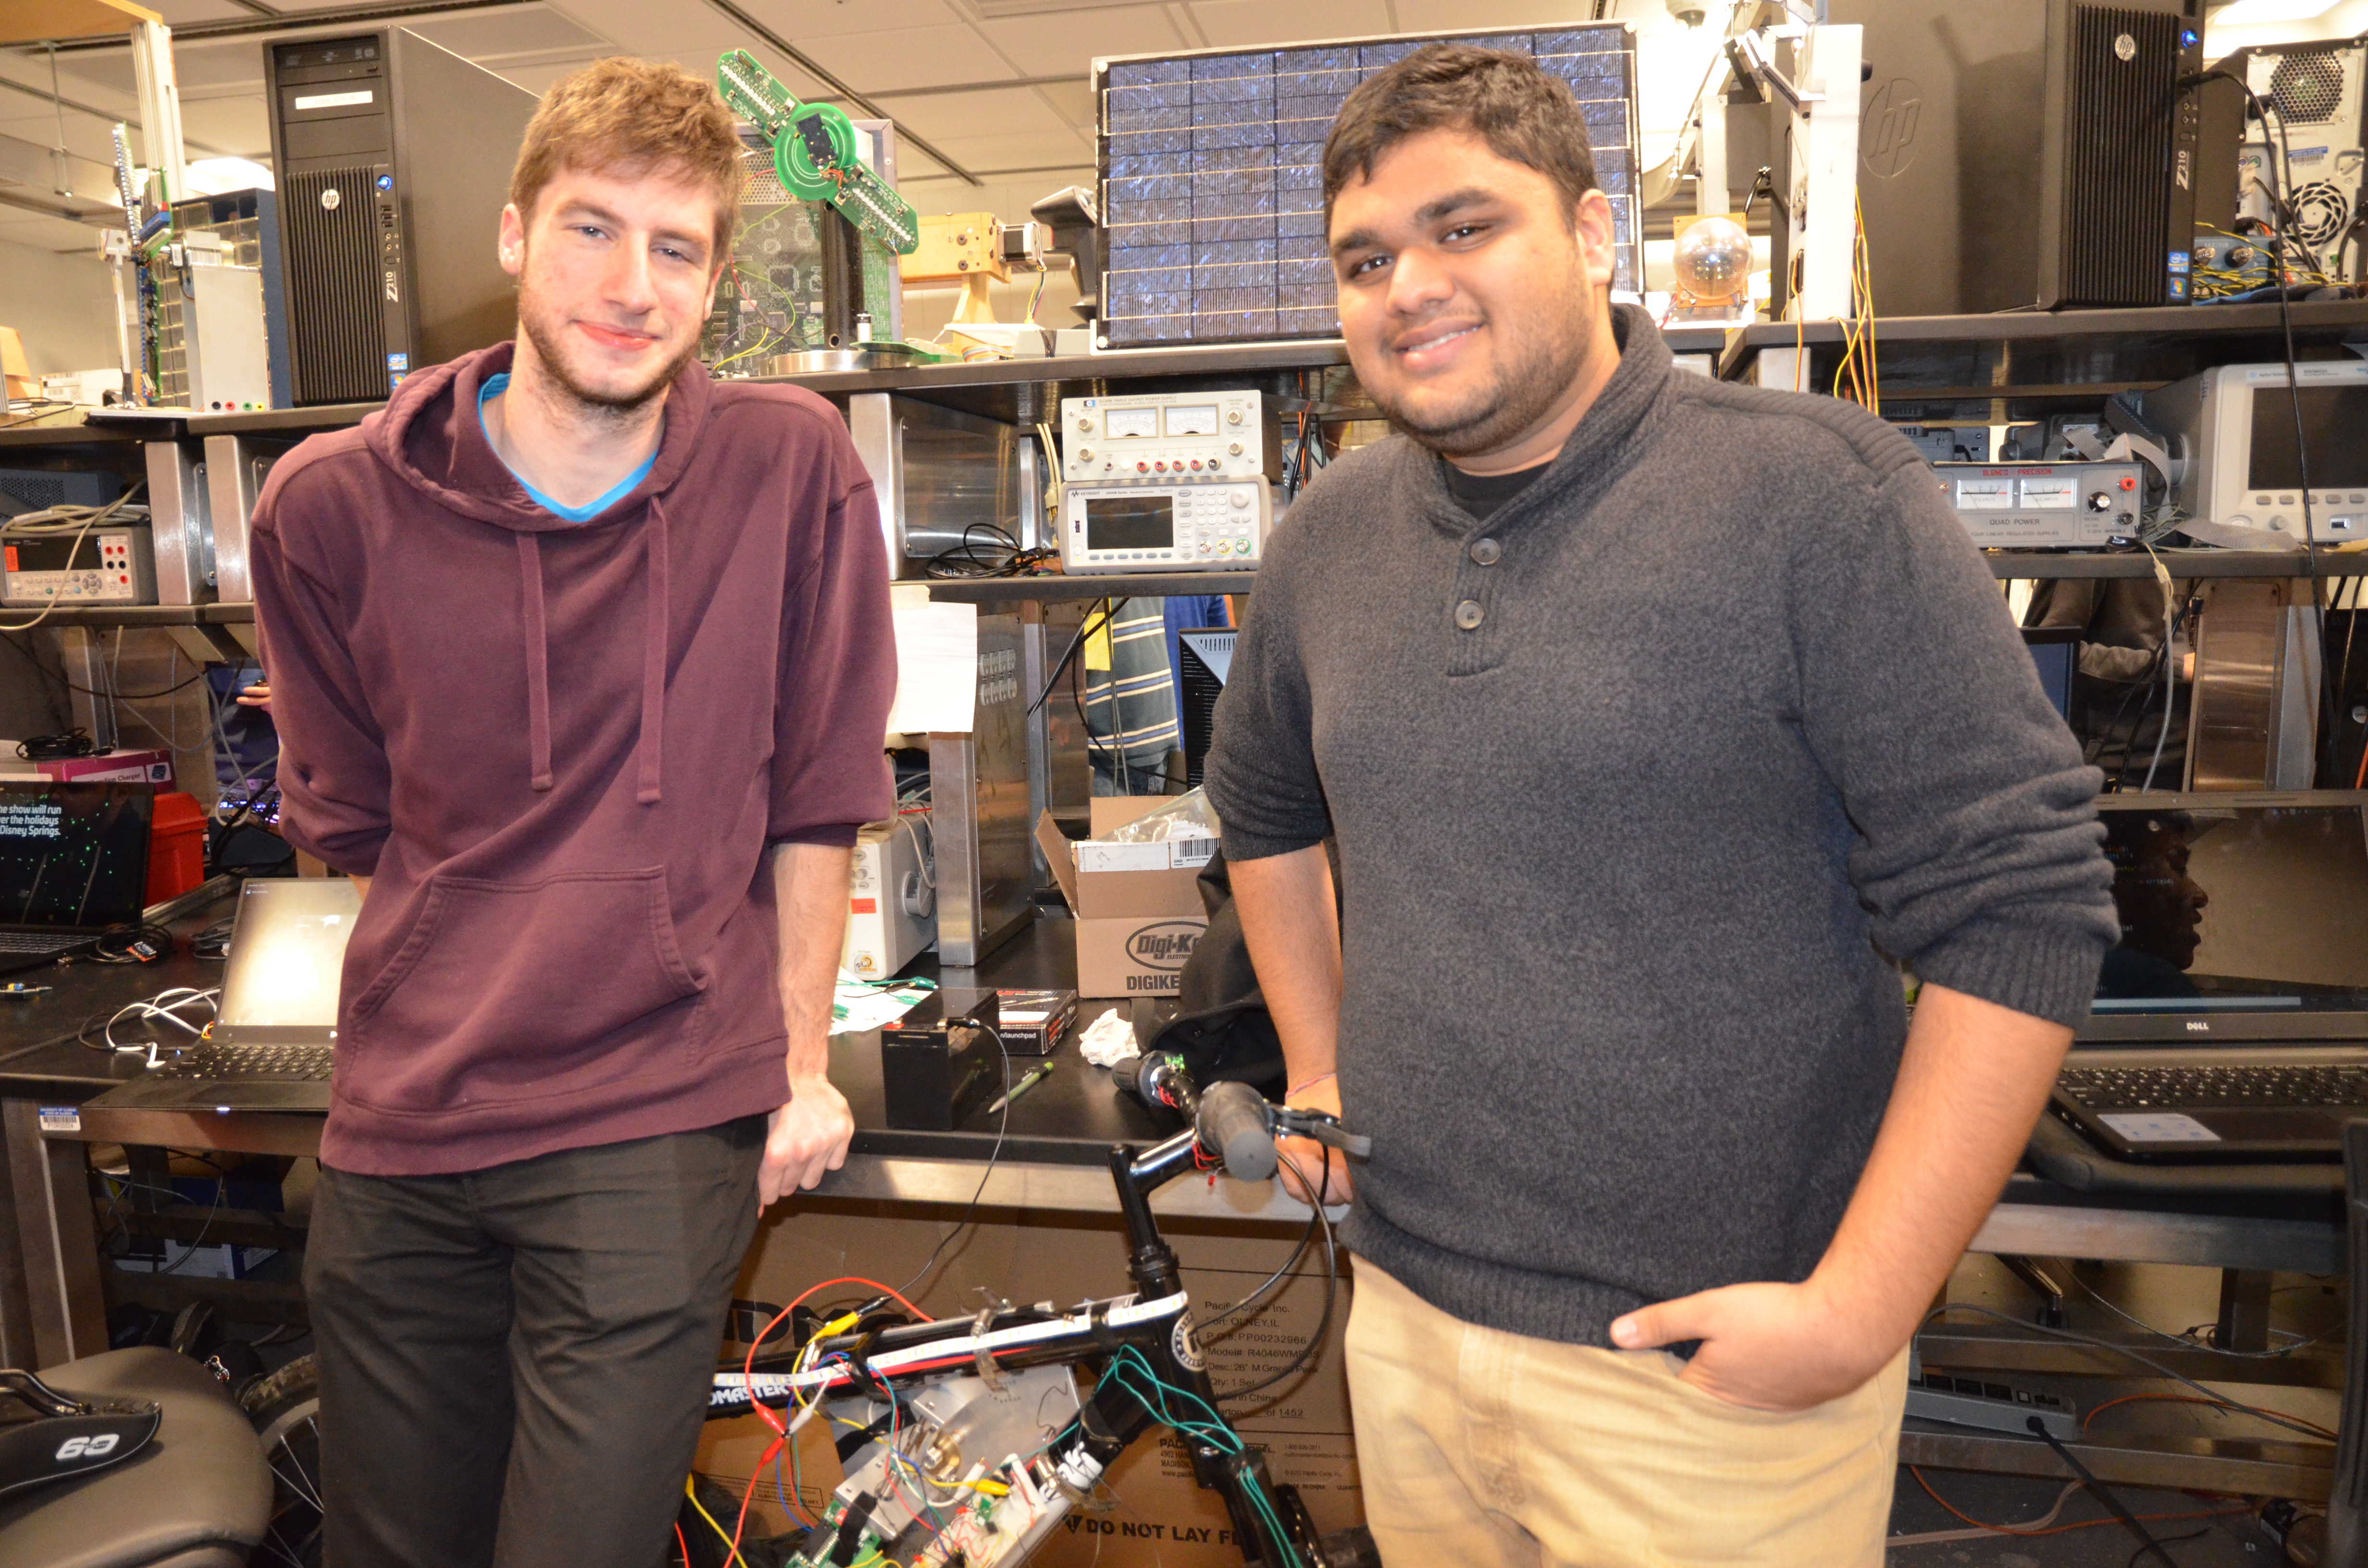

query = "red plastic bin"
[{"left": 145, "top": 791, "right": 208, "bottom": 906}]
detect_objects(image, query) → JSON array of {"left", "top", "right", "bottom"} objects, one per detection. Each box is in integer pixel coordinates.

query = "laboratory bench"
[{"left": 0, "top": 886, "right": 2346, "bottom": 1506}]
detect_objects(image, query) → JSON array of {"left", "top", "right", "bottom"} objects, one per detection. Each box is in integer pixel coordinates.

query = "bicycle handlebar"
[{"left": 1196, "top": 1080, "right": 1280, "bottom": 1181}]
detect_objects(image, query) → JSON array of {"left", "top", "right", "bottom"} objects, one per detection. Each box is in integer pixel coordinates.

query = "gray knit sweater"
[{"left": 1204, "top": 306, "right": 2118, "bottom": 1348}]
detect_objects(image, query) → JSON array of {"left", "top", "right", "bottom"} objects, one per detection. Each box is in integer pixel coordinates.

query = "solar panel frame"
[{"left": 1094, "top": 23, "right": 1644, "bottom": 352}]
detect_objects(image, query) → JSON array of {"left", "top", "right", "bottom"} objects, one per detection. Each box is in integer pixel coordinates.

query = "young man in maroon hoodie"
[{"left": 248, "top": 59, "right": 896, "bottom": 1567}]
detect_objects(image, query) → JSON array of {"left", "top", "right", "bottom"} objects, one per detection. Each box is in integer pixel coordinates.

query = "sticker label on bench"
[
  {"left": 2098, "top": 1112, "right": 2220, "bottom": 1143},
  {"left": 37, "top": 1106, "right": 79, "bottom": 1133}
]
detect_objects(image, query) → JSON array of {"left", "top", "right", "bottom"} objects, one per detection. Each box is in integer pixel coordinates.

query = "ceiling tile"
[
  {"left": 1185, "top": 0, "right": 1392, "bottom": 49},
  {"left": 904, "top": 127, "right": 1091, "bottom": 176},
  {"left": 1389, "top": 0, "right": 1622, "bottom": 31},
  {"left": 881, "top": 86, "right": 1069, "bottom": 141},
  {"left": 1031, "top": 78, "right": 1096, "bottom": 125},
  {"left": 798, "top": 25, "right": 1020, "bottom": 92},
  {"left": 733, "top": 0, "right": 969, "bottom": 40},
  {"left": 406, "top": 7, "right": 610, "bottom": 57},
  {"left": 148, "top": 1, "right": 254, "bottom": 22},
  {"left": 977, "top": 7, "right": 1185, "bottom": 75}
]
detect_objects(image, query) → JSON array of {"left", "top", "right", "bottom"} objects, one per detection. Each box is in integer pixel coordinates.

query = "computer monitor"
[
  {"left": 2082, "top": 797, "right": 2368, "bottom": 1041},
  {"left": 0, "top": 782, "right": 152, "bottom": 929},
  {"left": 2022, "top": 627, "right": 2079, "bottom": 721}
]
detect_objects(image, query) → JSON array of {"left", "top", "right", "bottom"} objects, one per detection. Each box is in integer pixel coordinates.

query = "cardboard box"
[
  {"left": 701, "top": 1202, "right": 1362, "bottom": 1563},
  {"left": 1037, "top": 798, "right": 1214, "bottom": 998},
  {"left": 0, "top": 747, "right": 176, "bottom": 787}
]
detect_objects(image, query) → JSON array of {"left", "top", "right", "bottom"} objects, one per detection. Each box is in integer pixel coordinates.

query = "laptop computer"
[
  {"left": 2049, "top": 795, "right": 2368, "bottom": 1161},
  {"left": 94, "top": 878, "right": 359, "bottom": 1114},
  {"left": 0, "top": 781, "right": 153, "bottom": 976}
]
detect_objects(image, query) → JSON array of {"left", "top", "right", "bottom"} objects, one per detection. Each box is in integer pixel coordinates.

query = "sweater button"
[
  {"left": 1469, "top": 537, "right": 1501, "bottom": 565},
  {"left": 1454, "top": 600, "right": 1485, "bottom": 631}
]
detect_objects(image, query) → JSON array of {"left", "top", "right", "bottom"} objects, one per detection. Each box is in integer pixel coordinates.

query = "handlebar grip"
[{"left": 1197, "top": 1080, "right": 1278, "bottom": 1182}]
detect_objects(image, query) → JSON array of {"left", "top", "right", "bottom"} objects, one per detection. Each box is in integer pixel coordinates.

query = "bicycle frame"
[{"left": 708, "top": 1098, "right": 1315, "bottom": 1567}]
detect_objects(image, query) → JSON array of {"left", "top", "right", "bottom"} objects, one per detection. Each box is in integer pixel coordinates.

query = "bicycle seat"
[{"left": 0, "top": 1347, "right": 272, "bottom": 1568}]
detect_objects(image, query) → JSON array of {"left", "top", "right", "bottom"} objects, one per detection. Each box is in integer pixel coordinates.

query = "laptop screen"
[
  {"left": 0, "top": 782, "right": 153, "bottom": 929},
  {"left": 217, "top": 879, "right": 361, "bottom": 1042},
  {"left": 2093, "top": 801, "right": 2368, "bottom": 1016}
]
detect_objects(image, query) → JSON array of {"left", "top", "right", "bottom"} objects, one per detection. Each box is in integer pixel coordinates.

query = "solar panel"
[{"left": 1095, "top": 24, "right": 1643, "bottom": 351}]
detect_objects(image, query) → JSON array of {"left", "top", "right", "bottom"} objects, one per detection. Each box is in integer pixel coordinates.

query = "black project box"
[{"left": 881, "top": 989, "right": 1003, "bottom": 1132}]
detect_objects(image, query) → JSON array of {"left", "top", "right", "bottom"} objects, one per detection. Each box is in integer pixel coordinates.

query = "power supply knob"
[
  {"left": 1227, "top": 409, "right": 1244, "bottom": 426},
  {"left": 1228, "top": 441, "right": 1243, "bottom": 455},
  {"left": 1077, "top": 418, "right": 1094, "bottom": 433},
  {"left": 1077, "top": 448, "right": 1092, "bottom": 461},
  {"left": 2087, "top": 491, "right": 2113, "bottom": 513}
]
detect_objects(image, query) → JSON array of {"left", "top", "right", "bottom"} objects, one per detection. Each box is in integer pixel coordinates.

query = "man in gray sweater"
[{"left": 1203, "top": 45, "right": 2118, "bottom": 1566}]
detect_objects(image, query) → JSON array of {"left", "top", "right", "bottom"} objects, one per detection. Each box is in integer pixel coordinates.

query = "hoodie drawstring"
[
  {"left": 517, "top": 534, "right": 554, "bottom": 792},
  {"left": 637, "top": 497, "right": 669, "bottom": 805}
]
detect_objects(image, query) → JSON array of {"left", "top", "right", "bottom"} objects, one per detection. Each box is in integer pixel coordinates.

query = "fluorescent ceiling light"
[{"left": 2211, "top": 0, "right": 2344, "bottom": 24}]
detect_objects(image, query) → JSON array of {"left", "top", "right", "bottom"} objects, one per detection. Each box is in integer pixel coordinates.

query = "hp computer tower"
[
  {"left": 264, "top": 29, "right": 537, "bottom": 405},
  {"left": 1830, "top": 0, "right": 2205, "bottom": 315}
]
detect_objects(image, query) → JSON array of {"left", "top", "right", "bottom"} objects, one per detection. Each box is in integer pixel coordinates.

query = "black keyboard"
[
  {"left": 0, "top": 931, "right": 86, "bottom": 955},
  {"left": 2059, "top": 1063, "right": 2368, "bottom": 1112},
  {"left": 149, "top": 1044, "right": 333, "bottom": 1082}
]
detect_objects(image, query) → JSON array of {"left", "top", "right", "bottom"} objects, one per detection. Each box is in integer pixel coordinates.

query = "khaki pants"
[{"left": 1344, "top": 1258, "right": 1909, "bottom": 1568}]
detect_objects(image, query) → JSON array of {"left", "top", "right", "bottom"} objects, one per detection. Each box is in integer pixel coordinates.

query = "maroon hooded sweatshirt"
[{"left": 249, "top": 343, "right": 896, "bottom": 1176}]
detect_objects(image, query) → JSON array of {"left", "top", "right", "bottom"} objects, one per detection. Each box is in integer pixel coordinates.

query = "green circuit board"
[{"left": 716, "top": 50, "right": 920, "bottom": 257}]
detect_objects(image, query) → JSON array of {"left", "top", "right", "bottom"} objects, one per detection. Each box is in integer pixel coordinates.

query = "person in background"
[
  {"left": 1206, "top": 44, "right": 2116, "bottom": 1567},
  {"left": 249, "top": 58, "right": 895, "bottom": 1568}
]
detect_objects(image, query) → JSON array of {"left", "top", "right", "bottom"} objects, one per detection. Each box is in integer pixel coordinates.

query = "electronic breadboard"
[
  {"left": 1059, "top": 479, "right": 1270, "bottom": 573},
  {"left": 1060, "top": 391, "right": 1274, "bottom": 484},
  {"left": 1933, "top": 461, "right": 2146, "bottom": 548},
  {"left": 2, "top": 528, "right": 158, "bottom": 607},
  {"left": 715, "top": 51, "right": 920, "bottom": 256}
]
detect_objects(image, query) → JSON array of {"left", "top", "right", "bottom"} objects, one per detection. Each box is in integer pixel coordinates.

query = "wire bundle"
[{"left": 1827, "top": 195, "right": 1879, "bottom": 414}]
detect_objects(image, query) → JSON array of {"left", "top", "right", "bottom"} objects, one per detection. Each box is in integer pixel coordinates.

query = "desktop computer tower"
[
  {"left": 1830, "top": 0, "right": 2205, "bottom": 315},
  {"left": 263, "top": 28, "right": 537, "bottom": 405}
]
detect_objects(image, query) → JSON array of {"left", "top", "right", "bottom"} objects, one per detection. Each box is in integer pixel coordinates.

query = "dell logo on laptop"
[{"left": 2186, "top": 1021, "right": 2210, "bottom": 1032}]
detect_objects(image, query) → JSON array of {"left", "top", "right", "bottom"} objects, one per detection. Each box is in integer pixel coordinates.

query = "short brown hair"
[
  {"left": 510, "top": 56, "right": 744, "bottom": 259},
  {"left": 1322, "top": 44, "right": 1601, "bottom": 226}
]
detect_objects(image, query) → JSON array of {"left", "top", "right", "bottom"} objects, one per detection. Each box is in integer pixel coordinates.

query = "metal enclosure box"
[
  {"left": 264, "top": 29, "right": 536, "bottom": 404},
  {"left": 929, "top": 614, "right": 1034, "bottom": 966},
  {"left": 156, "top": 190, "right": 290, "bottom": 411},
  {"left": 201, "top": 435, "right": 285, "bottom": 604},
  {"left": 1831, "top": 0, "right": 2204, "bottom": 315},
  {"left": 1, "top": 527, "right": 156, "bottom": 607},
  {"left": 845, "top": 394, "right": 1039, "bottom": 572},
  {"left": 142, "top": 441, "right": 213, "bottom": 605}
]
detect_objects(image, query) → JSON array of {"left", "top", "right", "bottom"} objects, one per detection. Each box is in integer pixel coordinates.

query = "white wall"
[
  {"left": 0, "top": 238, "right": 119, "bottom": 379},
  {"left": 2208, "top": 0, "right": 2368, "bottom": 58}
]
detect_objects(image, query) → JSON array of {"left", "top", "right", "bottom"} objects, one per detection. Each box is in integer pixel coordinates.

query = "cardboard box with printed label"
[{"left": 1036, "top": 798, "right": 1214, "bottom": 998}]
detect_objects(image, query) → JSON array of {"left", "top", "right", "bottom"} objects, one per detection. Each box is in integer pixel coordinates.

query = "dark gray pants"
[{"left": 304, "top": 1118, "right": 766, "bottom": 1568}]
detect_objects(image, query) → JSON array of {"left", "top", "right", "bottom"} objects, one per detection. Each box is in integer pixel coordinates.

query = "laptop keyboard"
[
  {"left": 0, "top": 930, "right": 86, "bottom": 954},
  {"left": 2059, "top": 1064, "right": 2368, "bottom": 1112},
  {"left": 149, "top": 1044, "right": 334, "bottom": 1082}
]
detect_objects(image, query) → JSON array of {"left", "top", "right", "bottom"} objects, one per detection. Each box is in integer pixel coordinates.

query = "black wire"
[
  {"left": 2128, "top": 1528, "right": 2212, "bottom": 1568},
  {"left": 2026, "top": 1417, "right": 2177, "bottom": 1566},
  {"left": 59, "top": 665, "right": 214, "bottom": 701},
  {"left": 1196, "top": 1165, "right": 1326, "bottom": 1329},
  {"left": 893, "top": 1020, "right": 1013, "bottom": 1301},
  {"left": 1218, "top": 1144, "right": 1336, "bottom": 1405},
  {"left": 1030, "top": 597, "right": 1129, "bottom": 715}
]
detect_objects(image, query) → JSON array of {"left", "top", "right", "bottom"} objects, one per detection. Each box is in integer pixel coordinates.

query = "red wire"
[
  {"left": 675, "top": 1521, "right": 691, "bottom": 1566},
  {"left": 726, "top": 1275, "right": 937, "bottom": 1559},
  {"left": 741, "top": 1276, "right": 934, "bottom": 1437},
  {"left": 1909, "top": 1468, "right": 2247, "bottom": 1538}
]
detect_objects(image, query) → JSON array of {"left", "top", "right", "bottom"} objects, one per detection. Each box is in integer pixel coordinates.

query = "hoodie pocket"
[{"left": 343, "top": 868, "right": 705, "bottom": 1112}]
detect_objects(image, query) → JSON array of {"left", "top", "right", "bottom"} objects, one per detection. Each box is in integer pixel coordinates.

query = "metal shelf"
[
  {"left": 1983, "top": 550, "right": 2368, "bottom": 578},
  {"left": 926, "top": 572, "right": 1256, "bottom": 603},
  {"left": 0, "top": 602, "right": 255, "bottom": 628}
]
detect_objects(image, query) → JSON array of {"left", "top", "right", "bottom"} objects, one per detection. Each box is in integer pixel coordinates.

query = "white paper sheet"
[{"left": 884, "top": 587, "right": 979, "bottom": 736}]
